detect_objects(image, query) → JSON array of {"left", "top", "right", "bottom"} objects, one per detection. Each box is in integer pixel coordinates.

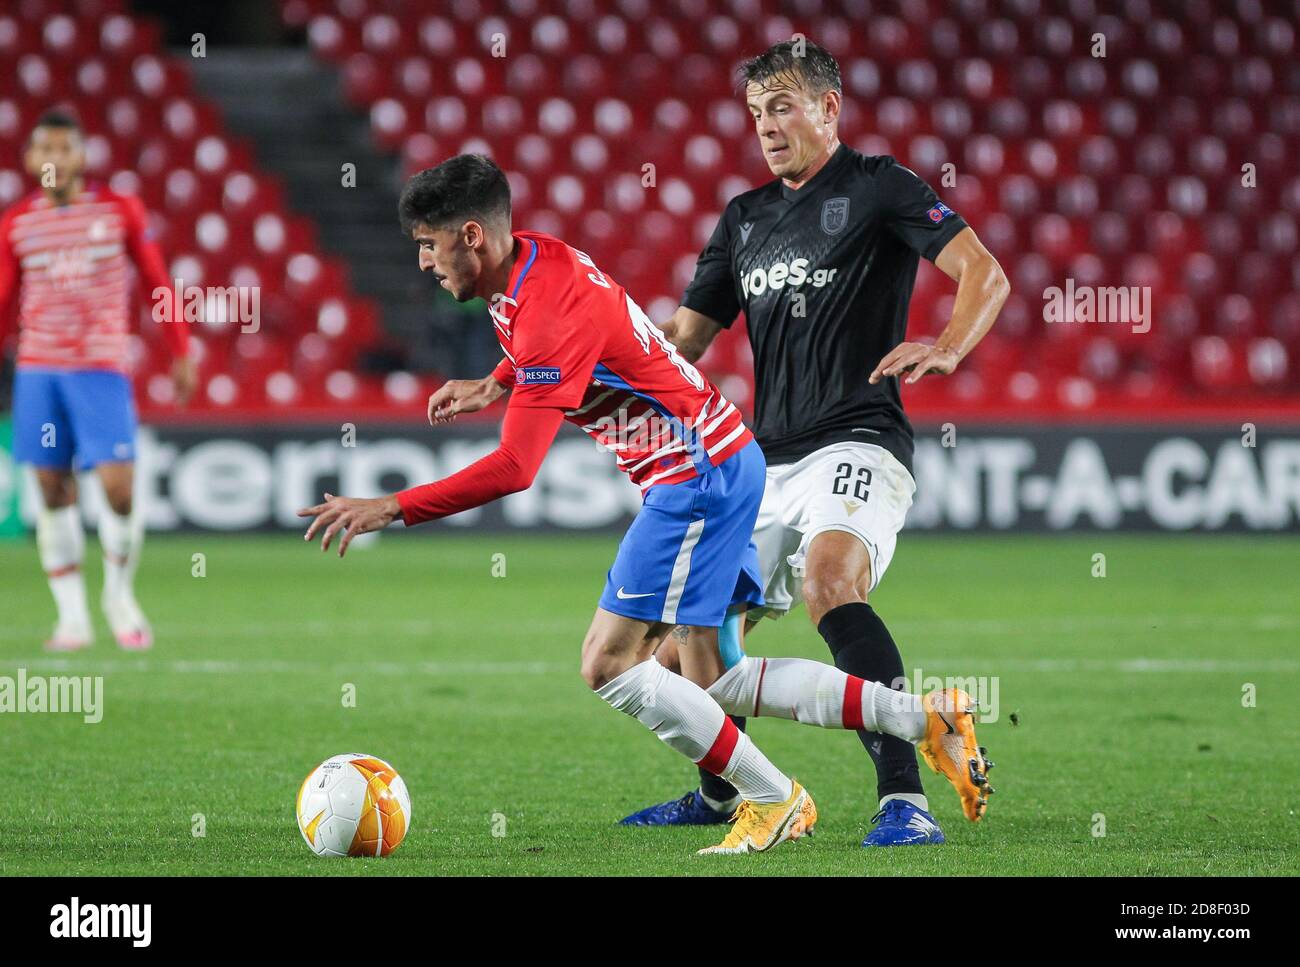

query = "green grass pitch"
[{"left": 1, "top": 531, "right": 1297, "bottom": 876}]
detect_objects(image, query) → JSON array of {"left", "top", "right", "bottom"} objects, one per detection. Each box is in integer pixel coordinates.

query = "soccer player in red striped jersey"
[
  {"left": 0, "top": 110, "right": 196, "bottom": 651},
  {"left": 298, "top": 155, "right": 987, "bottom": 853}
]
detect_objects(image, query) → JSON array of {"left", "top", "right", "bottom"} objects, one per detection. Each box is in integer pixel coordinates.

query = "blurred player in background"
[
  {"left": 299, "top": 155, "right": 990, "bottom": 853},
  {"left": 629, "top": 40, "right": 1010, "bottom": 843},
  {"left": 0, "top": 109, "right": 196, "bottom": 651}
]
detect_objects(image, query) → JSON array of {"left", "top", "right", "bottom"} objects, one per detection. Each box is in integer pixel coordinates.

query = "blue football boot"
[
  {"left": 619, "top": 789, "right": 733, "bottom": 826},
  {"left": 861, "top": 799, "right": 946, "bottom": 846}
]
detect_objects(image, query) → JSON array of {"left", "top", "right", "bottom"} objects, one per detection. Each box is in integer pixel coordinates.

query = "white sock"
[
  {"left": 596, "top": 657, "right": 793, "bottom": 804},
  {"left": 700, "top": 789, "right": 741, "bottom": 813},
  {"left": 863, "top": 681, "right": 927, "bottom": 743},
  {"left": 708, "top": 655, "right": 850, "bottom": 728},
  {"left": 881, "top": 792, "right": 930, "bottom": 812},
  {"left": 98, "top": 507, "right": 139, "bottom": 605},
  {"left": 707, "top": 655, "right": 927, "bottom": 742},
  {"left": 37, "top": 505, "right": 90, "bottom": 631},
  {"left": 721, "top": 732, "right": 792, "bottom": 804}
]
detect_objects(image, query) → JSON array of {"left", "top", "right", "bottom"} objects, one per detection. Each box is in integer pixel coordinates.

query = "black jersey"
[{"left": 681, "top": 144, "right": 967, "bottom": 473}]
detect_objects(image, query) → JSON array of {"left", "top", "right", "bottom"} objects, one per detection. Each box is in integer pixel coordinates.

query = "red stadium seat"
[
  {"left": 368, "top": 97, "right": 409, "bottom": 149},
  {"left": 266, "top": 369, "right": 302, "bottom": 406},
  {"left": 1191, "top": 335, "right": 1241, "bottom": 391},
  {"left": 1247, "top": 337, "right": 1289, "bottom": 388}
]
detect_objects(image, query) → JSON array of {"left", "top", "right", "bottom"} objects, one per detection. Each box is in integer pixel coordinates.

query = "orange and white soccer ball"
[{"left": 296, "top": 753, "right": 412, "bottom": 857}]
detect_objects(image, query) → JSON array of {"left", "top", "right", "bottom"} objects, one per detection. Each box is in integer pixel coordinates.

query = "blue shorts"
[
  {"left": 599, "top": 439, "right": 766, "bottom": 628},
  {"left": 11, "top": 368, "right": 137, "bottom": 471}
]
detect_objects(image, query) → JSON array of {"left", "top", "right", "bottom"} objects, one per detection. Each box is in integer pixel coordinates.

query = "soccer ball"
[{"left": 295, "top": 753, "right": 412, "bottom": 857}]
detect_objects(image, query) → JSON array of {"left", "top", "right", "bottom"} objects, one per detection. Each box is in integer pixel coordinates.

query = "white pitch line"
[
  {"left": 3, "top": 657, "right": 561, "bottom": 676},
  {"left": 0, "top": 612, "right": 1296, "bottom": 643},
  {"left": 0, "top": 617, "right": 581, "bottom": 641},
  {"left": 914, "top": 658, "right": 1300, "bottom": 673},
  {"left": 2, "top": 657, "right": 1295, "bottom": 676},
  {"left": 885, "top": 613, "right": 1300, "bottom": 636}
]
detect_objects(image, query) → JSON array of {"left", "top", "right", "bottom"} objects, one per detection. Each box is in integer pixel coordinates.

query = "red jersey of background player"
[
  {"left": 397, "top": 232, "right": 754, "bottom": 524},
  {"left": 0, "top": 183, "right": 187, "bottom": 369}
]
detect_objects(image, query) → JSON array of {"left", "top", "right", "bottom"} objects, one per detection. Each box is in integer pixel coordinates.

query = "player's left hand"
[
  {"left": 171, "top": 356, "right": 198, "bottom": 406},
  {"left": 869, "top": 343, "right": 960, "bottom": 385},
  {"left": 297, "top": 493, "right": 401, "bottom": 557}
]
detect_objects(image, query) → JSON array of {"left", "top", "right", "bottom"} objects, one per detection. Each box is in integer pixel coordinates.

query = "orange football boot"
[{"left": 919, "top": 688, "right": 995, "bottom": 821}]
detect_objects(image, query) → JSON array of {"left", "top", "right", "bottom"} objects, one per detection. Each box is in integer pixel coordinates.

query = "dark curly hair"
[{"left": 398, "top": 154, "right": 511, "bottom": 234}]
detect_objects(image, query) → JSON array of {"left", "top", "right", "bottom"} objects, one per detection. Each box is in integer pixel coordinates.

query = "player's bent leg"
[
  {"left": 624, "top": 445, "right": 796, "bottom": 828},
  {"left": 586, "top": 607, "right": 814, "bottom": 853},
  {"left": 583, "top": 608, "right": 789, "bottom": 803},
  {"left": 601, "top": 440, "right": 814, "bottom": 851},
  {"left": 707, "top": 654, "right": 857, "bottom": 726},
  {"left": 705, "top": 649, "right": 975, "bottom": 838},
  {"left": 676, "top": 616, "right": 816, "bottom": 854},
  {"left": 683, "top": 620, "right": 747, "bottom": 819},
  {"left": 33, "top": 468, "right": 93, "bottom": 651},
  {"left": 802, "top": 529, "right": 946, "bottom": 841},
  {"left": 94, "top": 461, "right": 151, "bottom": 651},
  {"left": 705, "top": 651, "right": 930, "bottom": 744},
  {"left": 805, "top": 530, "right": 994, "bottom": 827},
  {"left": 618, "top": 624, "right": 742, "bottom": 826}
]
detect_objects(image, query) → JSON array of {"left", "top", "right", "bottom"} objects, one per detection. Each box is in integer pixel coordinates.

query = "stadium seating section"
[
  {"left": 4, "top": 0, "right": 1299, "bottom": 419},
  {"left": 0, "top": 0, "right": 400, "bottom": 416}
]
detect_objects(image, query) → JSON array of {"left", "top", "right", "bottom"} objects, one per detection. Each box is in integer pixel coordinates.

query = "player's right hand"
[{"left": 426, "top": 376, "right": 504, "bottom": 425}]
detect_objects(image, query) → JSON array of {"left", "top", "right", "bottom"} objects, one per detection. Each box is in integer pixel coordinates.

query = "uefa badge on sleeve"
[
  {"left": 516, "top": 367, "right": 562, "bottom": 385},
  {"left": 927, "top": 202, "right": 956, "bottom": 223}
]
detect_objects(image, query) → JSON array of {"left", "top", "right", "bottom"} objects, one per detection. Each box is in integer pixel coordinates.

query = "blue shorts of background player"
[
  {"left": 598, "top": 438, "right": 766, "bottom": 629},
  {"left": 11, "top": 368, "right": 137, "bottom": 471}
]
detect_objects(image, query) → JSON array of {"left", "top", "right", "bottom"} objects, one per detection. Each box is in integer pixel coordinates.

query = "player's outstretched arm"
[
  {"left": 658, "top": 306, "right": 725, "bottom": 364},
  {"left": 297, "top": 404, "right": 564, "bottom": 556},
  {"left": 870, "top": 227, "right": 1010, "bottom": 385},
  {"left": 297, "top": 492, "right": 401, "bottom": 556}
]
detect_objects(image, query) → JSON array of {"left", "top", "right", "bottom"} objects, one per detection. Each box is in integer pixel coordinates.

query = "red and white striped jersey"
[
  {"left": 490, "top": 231, "right": 752, "bottom": 489},
  {"left": 0, "top": 183, "right": 187, "bottom": 371}
]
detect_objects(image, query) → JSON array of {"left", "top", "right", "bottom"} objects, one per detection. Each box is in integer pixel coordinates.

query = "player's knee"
[
  {"left": 580, "top": 655, "right": 617, "bottom": 691},
  {"left": 579, "top": 636, "right": 628, "bottom": 691},
  {"left": 102, "top": 485, "right": 133, "bottom": 517},
  {"left": 36, "top": 472, "right": 75, "bottom": 509},
  {"left": 803, "top": 573, "right": 867, "bottom": 625}
]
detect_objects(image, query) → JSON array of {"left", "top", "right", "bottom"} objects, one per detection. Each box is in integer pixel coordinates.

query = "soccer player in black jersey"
[{"left": 621, "top": 40, "right": 1010, "bottom": 845}]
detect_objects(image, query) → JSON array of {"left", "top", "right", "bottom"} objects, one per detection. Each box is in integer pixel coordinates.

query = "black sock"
[
  {"left": 817, "top": 602, "right": 925, "bottom": 803},
  {"left": 697, "top": 716, "right": 745, "bottom": 804}
]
